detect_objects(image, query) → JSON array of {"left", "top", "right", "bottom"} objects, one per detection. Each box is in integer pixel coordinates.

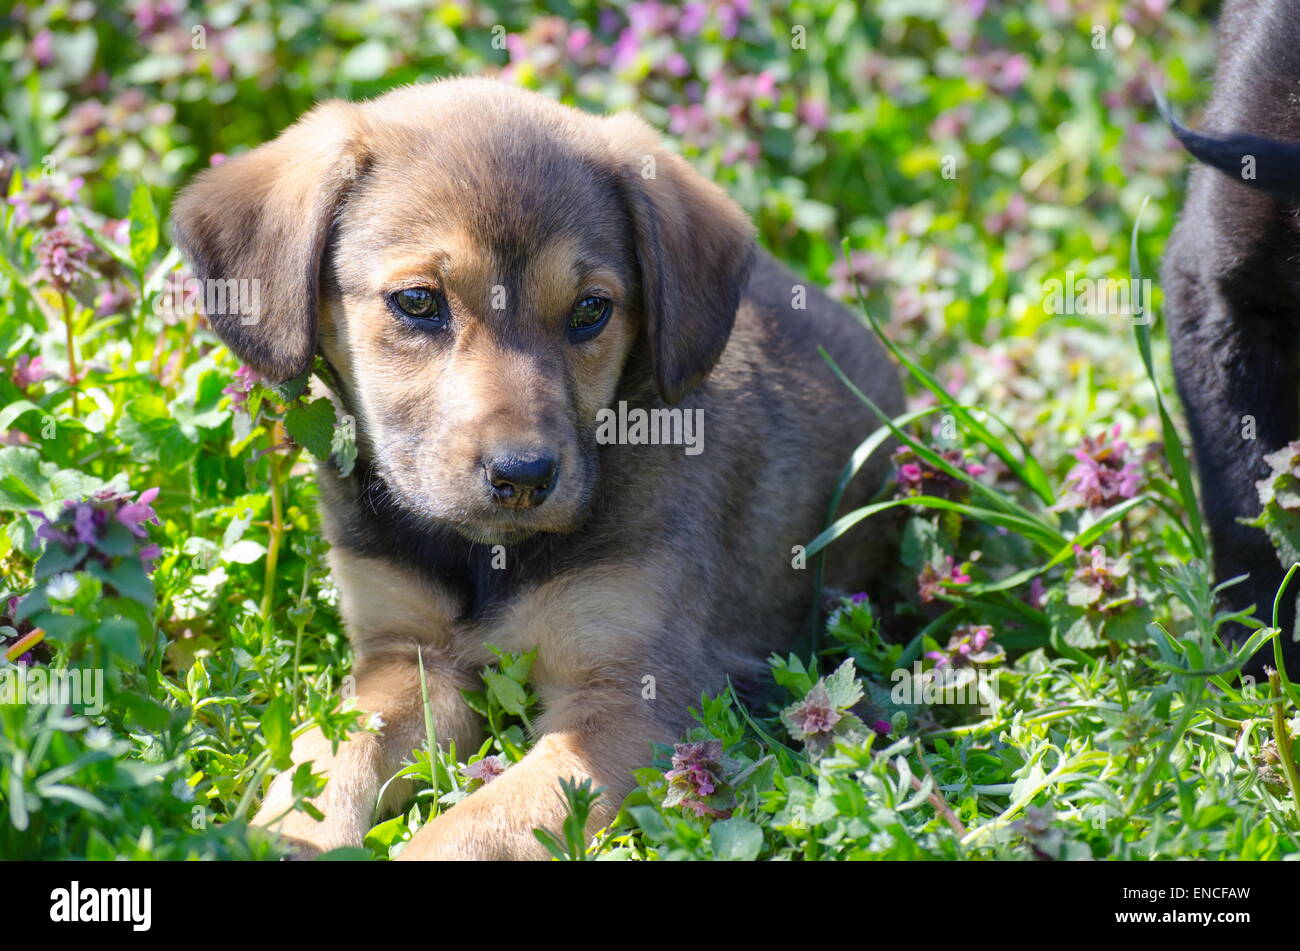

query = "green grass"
[{"left": 2, "top": 0, "right": 1299, "bottom": 860}]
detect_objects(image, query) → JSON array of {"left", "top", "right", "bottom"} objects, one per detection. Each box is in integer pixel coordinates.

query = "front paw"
[
  {"left": 253, "top": 804, "right": 367, "bottom": 857},
  {"left": 268, "top": 831, "right": 326, "bottom": 861},
  {"left": 396, "top": 801, "right": 547, "bottom": 861}
]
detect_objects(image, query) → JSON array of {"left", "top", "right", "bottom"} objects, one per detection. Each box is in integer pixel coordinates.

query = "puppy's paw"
[
  {"left": 394, "top": 814, "right": 483, "bottom": 861},
  {"left": 395, "top": 803, "right": 538, "bottom": 861},
  {"left": 253, "top": 806, "right": 366, "bottom": 858},
  {"left": 271, "top": 833, "right": 326, "bottom": 861}
]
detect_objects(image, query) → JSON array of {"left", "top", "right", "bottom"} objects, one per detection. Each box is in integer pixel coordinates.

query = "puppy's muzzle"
[{"left": 484, "top": 452, "right": 557, "bottom": 510}]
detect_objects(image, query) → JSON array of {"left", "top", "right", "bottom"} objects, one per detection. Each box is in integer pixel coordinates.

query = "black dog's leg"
[{"left": 1166, "top": 257, "right": 1300, "bottom": 677}]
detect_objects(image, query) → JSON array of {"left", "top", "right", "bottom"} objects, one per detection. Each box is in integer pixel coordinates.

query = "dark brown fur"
[{"left": 171, "top": 78, "right": 903, "bottom": 859}]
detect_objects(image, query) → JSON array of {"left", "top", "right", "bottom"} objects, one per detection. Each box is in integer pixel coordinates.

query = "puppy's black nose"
[{"left": 484, "top": 453, "right": 557, "bottom": 509}]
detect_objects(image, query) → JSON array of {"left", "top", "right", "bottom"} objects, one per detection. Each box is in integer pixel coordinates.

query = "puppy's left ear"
[
  {"left": 170, "top": 100, "right": 367, "bottom": 383},
  {"left": 605, "top": 113, "right": 755, "bottom": 404}
]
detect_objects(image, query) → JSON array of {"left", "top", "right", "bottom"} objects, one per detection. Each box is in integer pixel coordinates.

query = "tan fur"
[{"left": 171, "top": 78, "right": 904, "bottom": 860}]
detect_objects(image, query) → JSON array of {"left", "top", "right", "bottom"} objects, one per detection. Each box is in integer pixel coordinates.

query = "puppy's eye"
[
  {"left": 388, "top": 287, "right": 448, "bottom": 328},
  {"left": 567, "top": 296, "right": 612, "bottom": 341}
]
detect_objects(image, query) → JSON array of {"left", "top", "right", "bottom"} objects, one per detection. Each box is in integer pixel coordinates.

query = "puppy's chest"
[{"left": 328, "top": 543, "right": 642, "bottom": 682}]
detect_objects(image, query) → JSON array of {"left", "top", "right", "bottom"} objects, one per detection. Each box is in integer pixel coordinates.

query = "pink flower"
[
  {"left": 96, "top": 284, "right": 133, "bottom": 317},
  {"left": 663, "top": 52, "right": 690, "bottom": 77},
  {"left": 72, "top": 503, "right": 98, "bottom": 545},
  {"left": 667, "top": 740, "right": 723, "bottom": 794},
  {"left": 34, "top": 225, "right": 92, "bottom": 293},
  {"left": 930, "top": 105, "right": 972, "bottom": 140},
  {"left": 116, "top": 486, "right": 160, "bottom": 538},
  {"left": 918, "top": 556, "right": 971, "bottom": 603},
  {"left": 133, "top": 0, "right": 180, "bottom": 38},
  {"left": 664, "top": 739, "right": 730, "bottom": 815},
  {"left": 799, "top": 97, "right": 829, "bottom": 131},
  {"left": 566, "top": 28, "right": 592, "bottom": 56},
  {"left": 462, "top": 755, "right": 506, "bottom": 785},
  {"left": 31, "top": 29, "right": 53, "bottom": 68},
  {"left": 893, "top": 446, "right": 985, "bottom": 502},
  {"left": 9, "top": 177, "right": 84, "bottom": 228},
  {"left": 783, "top": 682, "right": 842, "bottom": 737},
  {"left": 28, "top": 486, "right": 163, "bottom": 577},
  {"left": 678, "top": 2, "right": 708, "bottom": 34},
  {"left": 1060, "top": 424, "right": 1141, "bottom": 511},
  {"left": 994, "top": 54, "right": 1029, "bottom": 93},
  {"left": 11, "top": 354, "right": 47, "bottom": 389},
  {"left": 1028, "top": 576, "right": 1046, "bottom": 610},
  {"left": 222, "top": 365, "right": 263, "bottom": 413},
  {"left": 926, "top": 624, "right": 1003, "bottom": 668}
]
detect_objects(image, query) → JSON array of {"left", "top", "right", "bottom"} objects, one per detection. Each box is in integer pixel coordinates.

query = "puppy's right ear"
[{"left": 170, "top": 100, "right": 367, "bottom": 382}]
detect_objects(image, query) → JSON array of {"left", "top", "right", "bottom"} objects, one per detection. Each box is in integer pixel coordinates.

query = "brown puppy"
[{"left": 171, "top": 78, "right": 904, "bottom": 860}]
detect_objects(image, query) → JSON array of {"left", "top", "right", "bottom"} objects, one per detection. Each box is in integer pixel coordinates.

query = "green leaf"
[
  {"left": 314, "top": 847, "right": 373, "bottom": 861},
  {"left": 364, "top": 815, "right": 408, "bottom": 851},
  {"left": 284, "top": 398, "right": 336, "bottom": 460},
  {"left": 483, "top": 670, "right": 527, "bottom": 716},
  {"left": 822, "top": 658, "right": 864, "bottom": 709},
  {"left": 270, "top": 372, "right": 311, "bottom": 404},
  {"left": 128, "top": 182, "right": 159, "bottom": 273},
  {"left": 88, "top": 557, "right": 155, "bottom": 607},
  {"left": 117, "top": 396, "right": 198, "bottom": 470},
  {"left": 261, "top": 695, "right": 294, "bottom": 769},
  {"left": 330, "top": 414, "right": 357, "bottom": 477},
  {"left": 0, "top": 400, "right": 41, "bottom": 432},
  {"left": 97, "top": 616, "right": 143, "bottom": 665},
  {"left": 710, "top": 816, "right": 763, "bottom": 860},
  {"left": 628, "top": 804, "right": 670, "bottom": 843},
  {"left": 121, "top": 693, "right": 171, "bottom": 731},
  {"left": 0, "top": 448, "right": 101, "bottom": 513},
  {"left": 38, "top": 784, "right": 109, "bottom": 815}
]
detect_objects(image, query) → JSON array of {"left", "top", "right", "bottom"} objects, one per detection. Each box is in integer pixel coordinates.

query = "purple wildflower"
[
  {"left": 1059, "top": 424, "right": 1141, "bottom": 512},
  {"left": 34, "top": 225, "right": 93, "bottom": 294},
  {"left": 925, "top": 624, "right": 1004, "bottom": 669},
  {"left": 11, "top": 354, "right": 47, "bottom": 389},
  {"left": 663, "top": 739, "right": 735, "bottom": 818},
  {"left": 1066, "top": 545, "right": 1140, "bottom": 614},
  {"left": 783, "top": 682, "right": 842, "bottom": 737},
  {"left": 221, "top": 365, "right": 263, "bottom": 413},
  {"left": 117, "top": 486, "right": 161, "bottom": 537},
  {"left": 8, "top": 176, "right": 84, "bottom": 229},
  {"left": 28, "top": 486, "right": 163, "bottom": 578},
  {"left": 893, "top": 446, "right": 985, "bottom": 502},
  {"left": 462, "top": 754, "right": 507, "bottom": 786},
  {"left": 666, "top": 740, "right": 723, "bottom": 796},
  {"left": 918, "top": 556, "right": 971, "bottom": 603},
  {"left": 779, "top": 659, "right": 869, "bottom": 760}
]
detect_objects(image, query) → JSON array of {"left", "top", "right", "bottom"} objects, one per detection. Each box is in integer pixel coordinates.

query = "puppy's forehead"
[{"left": 342, "top": 94, "right": 633, "bottom": 279}]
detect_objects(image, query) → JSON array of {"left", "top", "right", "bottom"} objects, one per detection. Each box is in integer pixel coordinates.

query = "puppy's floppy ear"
[
  {"left": 170, "top": 100, "right": 366, "bottom": 382},
  {"left": 605, "top": 113, "right": 755, "bottom": 404}
]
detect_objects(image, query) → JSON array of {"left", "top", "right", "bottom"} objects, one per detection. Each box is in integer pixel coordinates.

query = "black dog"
[{"left": 1162, "top": 0, "right": 1300, "bottom": 676}]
